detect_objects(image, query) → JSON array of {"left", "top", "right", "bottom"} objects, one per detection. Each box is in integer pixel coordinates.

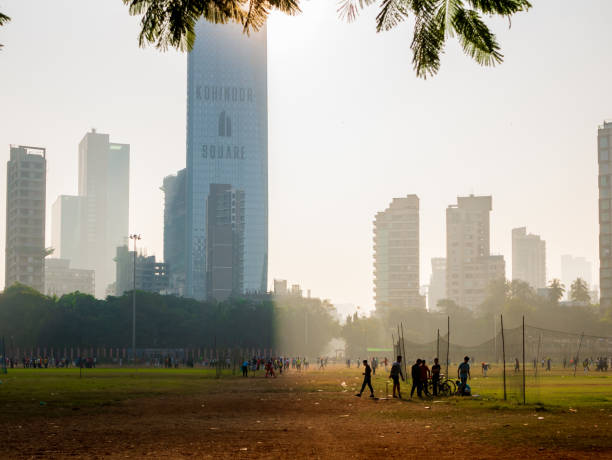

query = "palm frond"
[
  {"left": 243, "top": 0, "right": 269, "bottom": 33},
  {"left": 452, "top": 7, "right": 502, "bottom": 66},
  {"left": 0, "top": 11, "right": 10, "bottom": 26},
  {"left": 441, "top": 0, "right": 461, "bottom": 38},
  {"left": 337, "top": 0, "right": 376, "bottom": 23},
  {"left": 410, "top": 5, "right": 445, "bottom": 78},
  {"left": 467, "top": 0, "right": 531, "bottom": 15},
  {"left": 375, "top": 0, "right": 411, "bottom": 32},
  {"left": 267, "top": 0, "right": 301, "bottom": 16},
  {"left": 0, "top": 11, "right": 10, "bottom": 50}
]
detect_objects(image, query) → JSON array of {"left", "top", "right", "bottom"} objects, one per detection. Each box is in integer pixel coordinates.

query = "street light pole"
[{"left": 129, "top": 234, "right": 141, "bottom": 364}]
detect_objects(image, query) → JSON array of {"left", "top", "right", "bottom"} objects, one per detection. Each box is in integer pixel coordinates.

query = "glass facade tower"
[{"left": 186, "top": 21, "right": 268, "bottom": 299}]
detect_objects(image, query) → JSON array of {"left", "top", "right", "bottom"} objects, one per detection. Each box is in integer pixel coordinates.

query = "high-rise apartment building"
[
  {"left": 446, "top": 195, "right": 505, "bottom": 309},
  {"left": 186, "top": 21, "right": 268, "bottom": 300},
  {"left": 51, "top": 195, "right": 86, "bottom": 267},
  {"left": 598, "top": 120, "right": 612, "bottom": 307},
  {"left": 512, "top": 227, "right": 546, "bottom": 289},
  {"left": 5, "top": 145, "right": 47, "bottom": 292},
  {"left": 428, "top": 257, "right": 446, "bottom": 311},
  {"left": 45, "top": 258, "right": 94, "bottom": 297},
  {"left": 162, "top": 169, "right": 187, "bottom": 295},
  {"left": 206, "top": 184, "right": 245, "bottom": 300},
  {"left": 373, "top": 195, "right": 425, "bottom": 310},
  {"left": 78, "top": 129, "right": 129, "bottom": 297}
]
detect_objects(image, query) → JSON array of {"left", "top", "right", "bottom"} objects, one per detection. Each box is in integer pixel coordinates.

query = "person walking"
[
  {"left": 355, "top": 359, "right": 375, "bottom": 398},
  {"left": 410, "top": 359, "right": 422, "bottom": 399},
  {"left": 431, "top": 358, "right": 441, "bottom": 397},
  {"left": 389, "top": 355, "right": 404, "bottom": 399}
]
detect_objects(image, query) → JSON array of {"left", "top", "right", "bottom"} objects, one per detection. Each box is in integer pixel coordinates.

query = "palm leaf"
[
  {"left": 467, "top": 0, "right": 531, "bottom": 15},
  {"left": 452, "top": 7, "right": 502, "bottom": 66},
  {"left": 410, "top": 5, "right": 445, "bottom": 78},
  {"left": 337, "top": 0, "right": 377, "bottom": 23},
  {"left": 375, "top": 0, "right": 411, "bottom": 32}
]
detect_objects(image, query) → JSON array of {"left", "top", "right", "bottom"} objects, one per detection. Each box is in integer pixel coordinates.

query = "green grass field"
[{"left": 1, "top": 365, "right": 610, "bottom": 414}]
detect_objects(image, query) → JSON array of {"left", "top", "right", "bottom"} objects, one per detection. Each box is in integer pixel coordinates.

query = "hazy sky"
[{"left": 1, "top": 0, "right": 611, "bottom": 312}]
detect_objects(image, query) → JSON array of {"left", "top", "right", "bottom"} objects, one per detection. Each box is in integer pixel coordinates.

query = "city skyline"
[{"left": 0, "top": 0, "right": 610, "bottom": 312}]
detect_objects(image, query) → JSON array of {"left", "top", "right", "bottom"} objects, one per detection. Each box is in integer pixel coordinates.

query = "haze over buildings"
[
  {"left": 5, "top": 145, "right": 47, "bottom": 293},
  {"left": 373, "top": 195, "right": 425, "bottom": 310},
  {"left": 428, "top": 257, "right": 446, "bottom": 311},
  {"left": 599, "top": 120, "right": 612, "bottom": 308},
  {"left": 1, "top": 2, "right": 611, "bottom": 311},
  {"left": 446, "top": 195, "right": 505, "bottom": 309},
  {"left": 185, "top": 21, "right": 268, "bottom": 300},
  {"left": 512, "top": 227, "right": 546, "bottom": 290}
]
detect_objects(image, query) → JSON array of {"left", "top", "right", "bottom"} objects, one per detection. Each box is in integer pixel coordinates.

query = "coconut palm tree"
[
  {"left": 121, "top": 0, "right": 531, "bottom": 78},
  {"left": 570, "top": 278, "right": 591, "bottom": 304},
  {"left": 547, "top": 278, "right": 565, "bottom": 304}
]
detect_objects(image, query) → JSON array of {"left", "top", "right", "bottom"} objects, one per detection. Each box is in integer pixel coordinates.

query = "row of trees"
[
  {"left": 0, "top": 284, "right": 338, "bottom": 357},
  {"left": 2, "top": 277, "right": 609, "bottom": 359}
]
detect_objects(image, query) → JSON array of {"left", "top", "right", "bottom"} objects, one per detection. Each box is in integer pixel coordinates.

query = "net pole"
[
  {"left": 574, "top": 332, "right": 584, "bottom": 377},
  {"left": 436, "top": 329, "right": 440, "bottom": 360},
  {"left": 522, "top": 316, "right": 526, "bottom": 405},
  {"left": 501, "top": 314, "right": 506, "bottom": 401},
  {"left": 535, "top": 333, "right": 541, "bottom": 379},
  {"left": 400, "top": 323, "right": 407, "bottom": 378},
  {"left": 446, "top": 316, "right": 450, "bottom": 378}
]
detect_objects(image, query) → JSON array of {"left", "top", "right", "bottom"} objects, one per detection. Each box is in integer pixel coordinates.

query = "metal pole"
[
  {"left": 436, "top": 328, "right": 440, "bottom": 360},
  {"left": 400, "top": 323, "right": 407, "bottom": 378},
  {"left": 535, "top": 333, "right": 542, "bottom": 379},
  {"left": 445, "top": 316, "right": 450, "bottom": 378},
  {"left": 501, "top": 314, "right": 506, "bottom": 401},
  {"left": 522, "top": 316, "right": 526, "bottom": 405}
]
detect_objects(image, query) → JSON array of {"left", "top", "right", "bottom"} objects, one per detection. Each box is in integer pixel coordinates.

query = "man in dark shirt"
[
  {"left": 410, "top": 359, "right": 422, "bottom": 399},
  {"left": 389, "top": 355, "right": 404, "bottom": 398},
  {"left": 420, "top": 359, "right": 431, "bottom": 397},
  {"left": 431, "top": 358, "right": 441, "bottom": 396},
  {"left": 356, "top": 359, "right": 375, "bottom": 398}
]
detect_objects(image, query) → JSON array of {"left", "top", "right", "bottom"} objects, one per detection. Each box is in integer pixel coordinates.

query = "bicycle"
[{"left": 426, "top": 374, "right": 456, "bottom": 397}]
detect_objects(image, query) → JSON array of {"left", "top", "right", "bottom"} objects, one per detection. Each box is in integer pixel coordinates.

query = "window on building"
[
  {"left": 600, "top": 175, "right": 609, "bottom": 187},
  {"left": 600, "top": 136, "right": 609, "bottom": 148},
  {"left": 600, "top": 150, "right": 609, "bottom": 162}
]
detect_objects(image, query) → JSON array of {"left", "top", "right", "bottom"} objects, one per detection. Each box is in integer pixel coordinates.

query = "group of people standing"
[{"left": 356, "top": 355, "right": 472, "bottom": 399}]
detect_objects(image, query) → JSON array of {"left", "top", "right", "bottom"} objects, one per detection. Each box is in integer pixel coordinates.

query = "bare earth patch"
[{"left": 3, "top": 369, "right": 612, "bottom": 459}]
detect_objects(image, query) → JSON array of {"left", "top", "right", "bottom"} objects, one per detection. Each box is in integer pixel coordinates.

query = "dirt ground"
[{"left": 3, "top": 369, "right": 612, "bottom": 459}]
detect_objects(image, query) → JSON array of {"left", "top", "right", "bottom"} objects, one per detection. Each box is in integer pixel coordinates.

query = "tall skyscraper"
[
  {"left": 51, "top": 195, "right": 85, "bottom": 267},
  {"left": 512, "top": 227, "right": 546, "bottom": 289},
  {"left": 446, "top": 195, "right": 505, "bottom": 309},
  {"left": 78, "top": 129, "right": 130, "bottom": 297},
  {"left": 162, "top": 169, "right": 187, "bottom": 295},
  {"left": 5, "top": 145, "right": 47, "bottom": 292},
  {"left": 206, "top": 183, "right": 245, "bottom": 300},
  {"left": 428, "top": 257, "right": 446, "bottom": 310},
  {"left": 185, "top": 22, "right": 268, "bottom": 299},
  {"left": 373, "top": 195, "right": 425, "bottom": 310},
  {"left": 598, "top": 120, "right": 612, "bottom": 307}
]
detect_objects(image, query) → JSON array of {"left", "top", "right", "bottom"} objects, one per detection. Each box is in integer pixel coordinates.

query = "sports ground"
[{"left": 1, "top": 365, "right": 611, "bottom": 458}]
